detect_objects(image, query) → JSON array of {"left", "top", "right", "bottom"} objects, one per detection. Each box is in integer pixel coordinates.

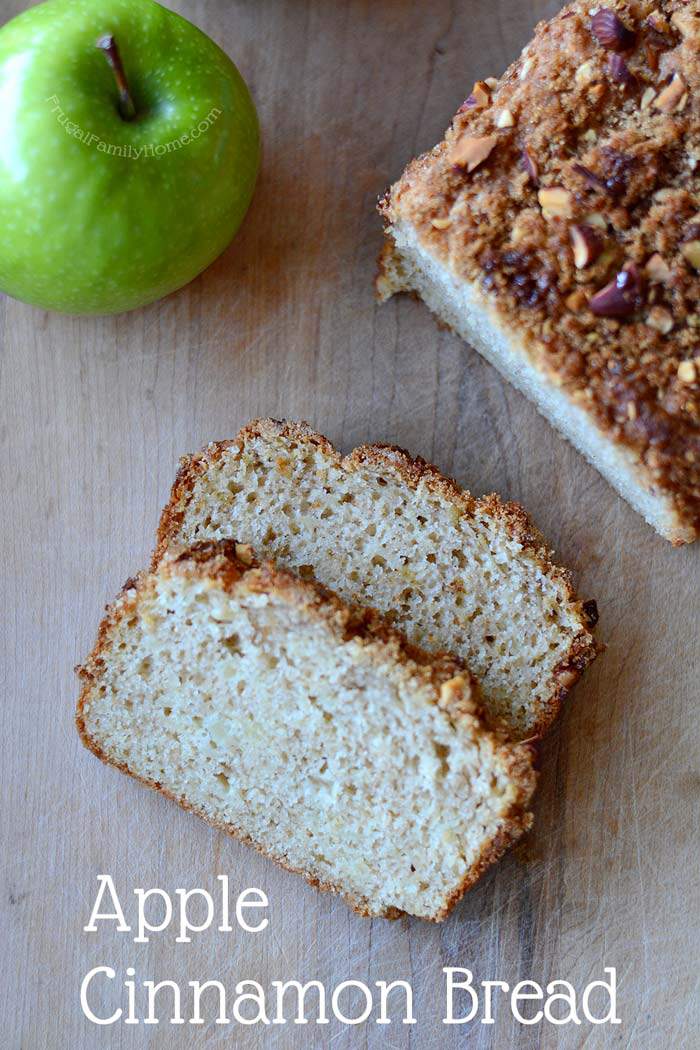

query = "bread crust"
[
  {"left": 153, "top": 418, "right": 599, "bottom": 739},
  {"left": 76, "top": 541, "right": 536, "bottom": 922},
  {"left": 377, "top": 0, "right": 700, "bottom": 543}
]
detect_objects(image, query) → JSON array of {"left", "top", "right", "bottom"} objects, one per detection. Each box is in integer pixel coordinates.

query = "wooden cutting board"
[{"left": 2, "top": 1, "right": 697, "bottom": 1047}]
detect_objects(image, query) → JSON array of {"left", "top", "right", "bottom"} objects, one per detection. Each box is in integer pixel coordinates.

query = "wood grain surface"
[{"left": 1, "top": 1, "right": 698, "bottom": 1047}]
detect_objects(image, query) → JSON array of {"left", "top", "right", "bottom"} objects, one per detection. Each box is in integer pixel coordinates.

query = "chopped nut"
[
  {"left": 585, "top": 211, "right": 608, "bottom": 230},
  {"left": 464, "top": 80, "right": 491, "bottom": 109},
  {"left": 590, "top": 8, "right": 635, "bottom": 51},
  {"left": 608, "top": 53, "right": 637, "bottom": 89},
  {"left": 677, "top": 360, "right": 697, "bottom": 384},
  {"left": 627, "top": 401, "right": 637, "bottom": 421},
  {"left": 570, "top": 224, "right": 604, "bottom": 268},
  {"left": 681, "top": 241, "right": 700, "bottom": 270},
  {"left": 572, "top": 162, "right": 608, "bottom": 194},
  {"left": 645, "top": 253, "right": 672, "bottom": 283},
  {"left": 556, "top": 668, "right": 580, "bottom": 690},
  {"left": 588, "top": 82, "right": 607, "bottom": 104},
  {"left": 582, "top": 599, "right": 599, "bottom": 628},
  {"left": 644, "top": 11, "right": 674, "bottom": 63},
  {"left": 643, "top": 41, "right": 660, "bottom": 73},
  {"left": 653, "top": 188, "right": 677, "bottom": 203},
  {"left": 538, "top": 186, "right": 574, "bottom": 219},
  {"left": 496, "top": 108, "right": 515, "bottom": 128},
  {"left": 640, "top": 86, "right": 657, "bottom": 110},
  {"left": 575, "top": 59, "right": 598, "bottom": 85},
  {"left": 451, "top": 134, "right": 498, "bottom": 172},
  {"left": 646, "top": 9, "right": 671, "bottom": 36},
  {"left": 521, "top": 145, "right": 539, "bottom": 183},
  {"left": 484, "top": 77, "right": 498, "bottom": 89},
  {"left": 671, "top": 9, "right": 700, "bottom": 38},
  {"left": 646, "top": 306, "right": 674, "bottom": 334},
  {"left": 519, "top": 57, "right": 534, "bottom": 80},
  {"left": 653, "top": 73, "right": 687, "bottom": 113},
  {"left": 589, "top": 264, "right": 644, "bottom": 317},
  {"left": 431, "top": 216, "right": 452, "bottom": 229}
]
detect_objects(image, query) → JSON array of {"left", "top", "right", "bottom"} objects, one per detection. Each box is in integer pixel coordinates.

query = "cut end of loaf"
[
  {"left": 77, "top": 543, "right": 536, "bottom": 921},
  {"left": 377, "top": 227, "right": 698, "bottom": 547},
  {"left": 375, "top": 0, "right": 699, "bottom": 545},
  {"left": 153, "top": 419, "right": 599, "bottom": 739}
]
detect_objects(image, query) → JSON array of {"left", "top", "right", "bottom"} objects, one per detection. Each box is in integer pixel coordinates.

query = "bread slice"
[
  {"left": 76, "top": 541, "right": 535, "bottom": 921},
  {"left": 154, "top": 418, "right": 599, "bottom": 740},
  {"left": 378, "top": 0, "right": 700, "bottom": 545}
]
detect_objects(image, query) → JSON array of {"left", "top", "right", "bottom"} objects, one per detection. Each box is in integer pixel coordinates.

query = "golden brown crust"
[
  {"left": 152, "top": 417, "right": 600, "bottom": 739},
  {"left": 380, "top": 0, "right": 700, "bottom": 538},
  {"left": 153, "top": 418, "right": 340, "bottom": 570},
  {"left": 76, "top": 541, "right": 536, "bottom": 921}
]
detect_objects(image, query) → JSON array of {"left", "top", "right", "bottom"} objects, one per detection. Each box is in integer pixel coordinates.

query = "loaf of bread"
[
  {"left": 154, "top": 418, "right": 598, "bottom": 739},
  {"left": 378, "top": 0, "right": 699, "bottom": 544},
  {"left": 76, "top": 541, "right": 535, "bottom": 921}
]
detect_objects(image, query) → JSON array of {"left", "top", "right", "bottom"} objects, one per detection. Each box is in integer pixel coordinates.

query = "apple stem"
[{"left": 96, "top": 34, "right": 136, "bottom": 121}]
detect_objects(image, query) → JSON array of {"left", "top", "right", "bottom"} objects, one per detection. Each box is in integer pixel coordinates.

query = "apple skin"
[{"left": 0, "top": 0, "right": 260, "bottom": 314}]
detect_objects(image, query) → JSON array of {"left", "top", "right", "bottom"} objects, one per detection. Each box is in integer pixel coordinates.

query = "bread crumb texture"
[
  {"left": 77, "top": 543, "right": 535, "bottom": 921},
  {"left": 380, "top": 0, "right": 700, "bottom": 538},
  {"left": 155, "top": 419, "right": 598, "bottom": 739}
]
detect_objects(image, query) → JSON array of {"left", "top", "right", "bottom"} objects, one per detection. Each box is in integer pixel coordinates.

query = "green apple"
[{"left": 0, "top": 0, "right": 260, "bottom": 314}]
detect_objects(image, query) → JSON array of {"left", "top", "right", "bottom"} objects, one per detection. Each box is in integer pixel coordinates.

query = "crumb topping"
[{"left": 383, "top": 0, "right": 700, "bottom": 527}]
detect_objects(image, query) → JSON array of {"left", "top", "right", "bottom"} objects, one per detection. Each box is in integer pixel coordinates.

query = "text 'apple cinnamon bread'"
[
  {"left": 378, "top": 0, "right": 700, "bottom": 544},
  {"left": 154, "top": 419, "right": 599, "bottom": 740},
  {"left": 76, "top": 542, "right": 535, "bottom": 921}
]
